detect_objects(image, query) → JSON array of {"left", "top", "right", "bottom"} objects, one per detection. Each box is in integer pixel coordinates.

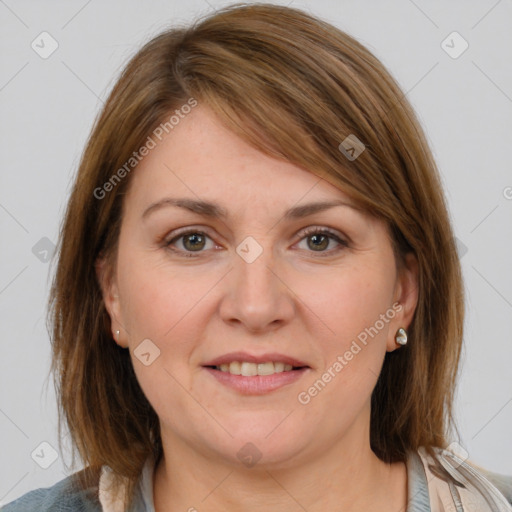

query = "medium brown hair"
[{"left": 48, "top": 2, "right": 464, "bottom": 507}]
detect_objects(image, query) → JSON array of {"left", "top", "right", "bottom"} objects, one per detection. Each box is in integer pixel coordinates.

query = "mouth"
[
  {"left": 203, "top": 361, "right": 309, "bottom": 376},
  {"left": 201, "top": 353, "right": 311, "bottom": 395}
]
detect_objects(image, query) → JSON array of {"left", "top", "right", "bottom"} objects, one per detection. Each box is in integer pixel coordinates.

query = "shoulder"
[
  {"left": 1, "top": 471, "right": 101, "bottom": 512},
  {"left": 416, "top": 446, "right": 512, "bottom": 510},
  {"left": 477, "top": 468, "right": 512, "bottom": 506}
]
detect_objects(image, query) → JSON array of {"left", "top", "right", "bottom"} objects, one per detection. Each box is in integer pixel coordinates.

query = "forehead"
[{"left": 126, "top": 105, "right": 359, "bottom": 214}]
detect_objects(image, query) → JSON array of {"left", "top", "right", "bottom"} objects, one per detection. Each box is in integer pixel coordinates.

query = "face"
[{"left": 97, "top": 105, "right": 418, "bottom": 469}]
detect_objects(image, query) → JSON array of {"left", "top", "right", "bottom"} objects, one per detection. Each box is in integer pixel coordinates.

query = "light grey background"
[{"left": 1, "top": 0, "right": 511, "bottom": 505}]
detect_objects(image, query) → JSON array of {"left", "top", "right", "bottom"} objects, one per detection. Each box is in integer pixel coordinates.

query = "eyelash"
[{"left": 163, "top": 226, "right": 348, "bottom": 259}]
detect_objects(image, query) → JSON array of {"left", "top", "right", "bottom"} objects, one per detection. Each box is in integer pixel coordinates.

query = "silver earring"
[
  {"left": 395, "top": 327, "right": 408, "bottom": 346},
  {"left": 115, "top": 329, "right": 120, "bottom": 339}
]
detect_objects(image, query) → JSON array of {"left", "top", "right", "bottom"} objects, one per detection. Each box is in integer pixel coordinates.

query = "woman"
[{"left": 3, "top": 3, "right": 511, "bottom": 511}]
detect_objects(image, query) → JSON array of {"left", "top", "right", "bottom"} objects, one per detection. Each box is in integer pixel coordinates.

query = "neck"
[{"left": 153, "top": 433, "right": 408, "bottom": 511}]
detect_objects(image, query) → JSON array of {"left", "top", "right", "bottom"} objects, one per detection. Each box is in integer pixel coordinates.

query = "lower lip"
[{"left": 203, "top": 367, "right": 309, "bottom": 395}]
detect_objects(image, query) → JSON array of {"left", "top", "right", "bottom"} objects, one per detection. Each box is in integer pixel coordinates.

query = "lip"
[
  {"left": 202, "top": 351, "right": 310, "bottom": 368},
  {"left": 203, "top": 366, "right": 310, "bottom": 395}
]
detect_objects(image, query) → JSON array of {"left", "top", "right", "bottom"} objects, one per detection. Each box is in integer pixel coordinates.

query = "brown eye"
[
  {"left": 306, "top": 233, "right": 330, "bottom": 251},
  {"left": 181, "top": 232, "right": 207, "bottom": 251},
  {"left": 297, "top": 227, "right": 348, "bottom": 256},
  {"left": 165, "top": 230, "right": 214, "bottom": 257}
]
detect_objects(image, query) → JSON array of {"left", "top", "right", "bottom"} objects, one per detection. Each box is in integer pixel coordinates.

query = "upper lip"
[{"left": 203, "top": 352, "right": 310, "bottom": 368}]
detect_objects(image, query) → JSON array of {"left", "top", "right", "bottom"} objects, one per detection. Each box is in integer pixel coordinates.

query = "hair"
[{"left": 47, "top": 2, "right": 465, "bottom": 507}]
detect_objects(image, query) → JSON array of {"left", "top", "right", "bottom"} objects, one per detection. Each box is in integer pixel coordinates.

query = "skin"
[{"left": 96, "top": 105, "right": 419, "bottom": 511}]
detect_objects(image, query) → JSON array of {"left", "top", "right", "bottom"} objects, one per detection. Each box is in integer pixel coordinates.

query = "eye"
[
  {"left": 295, "top": 226, "right": 348, "bottom": 256},
  {"left": 164, "top": 229, "right": 216, "bottom": 257},
  {"left": 164, "top": 226, "right": 348, "bottom": 258}
]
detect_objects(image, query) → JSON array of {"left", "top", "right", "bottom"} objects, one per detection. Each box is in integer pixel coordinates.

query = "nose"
[{"left": 218, "top": 236, "right": 295, "bottom": 333}]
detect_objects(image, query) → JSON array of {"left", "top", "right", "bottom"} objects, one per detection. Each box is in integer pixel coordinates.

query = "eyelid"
[
  {"left": 298, "top": 225, "right": 347, "bottom": 242},
  {"left": 164, "top": 224, "right": 347, "bottom": 241},
  {"left": 163, "top": 225, "right": 219, "bottom": 245}
]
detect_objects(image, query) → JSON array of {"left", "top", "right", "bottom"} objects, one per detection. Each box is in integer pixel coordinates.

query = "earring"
[
  {"left": 114, "top": 329, "right": 120, "bottom": 340},
  {"left": 395, "top": 327, "right": 408, "bottom": 346}
]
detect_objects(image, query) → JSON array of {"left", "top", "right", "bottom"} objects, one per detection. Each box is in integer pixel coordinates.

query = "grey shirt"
[{"left": 3, "top": 448, "right": 512, "bottom": 511}]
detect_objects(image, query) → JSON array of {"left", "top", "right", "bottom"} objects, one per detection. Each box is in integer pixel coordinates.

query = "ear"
[
  {"left": 95, "top": 254, "right": 128, "bottom": 348},
  {"left": 386, "top": 252, "right": 419, "bottom": 352}
]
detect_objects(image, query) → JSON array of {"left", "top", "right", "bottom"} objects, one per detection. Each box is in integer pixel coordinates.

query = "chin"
[{"left": 212, "top": 421, "right": 310, "bottom": 470}]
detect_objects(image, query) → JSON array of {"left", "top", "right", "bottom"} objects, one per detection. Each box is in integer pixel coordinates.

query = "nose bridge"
[
  {"left": 234, "top": 234, "right": 278, "bottom": 295},
  {"left": 220, "top": 233, "right": 294, "bottom": 330}
]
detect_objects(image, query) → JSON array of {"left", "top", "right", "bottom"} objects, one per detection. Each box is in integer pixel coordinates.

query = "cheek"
[
  {"left": 116, "top": 251, "right": 210, "bottom": 427},
  {"left": 116, "top": 246, "right": 213, "bottom": 340},
  {"left": 316, "top": 264, "right": 395, "bottom": 347},
  {"left": 300, "top": 264, "right": 394, "bottom": 403}
]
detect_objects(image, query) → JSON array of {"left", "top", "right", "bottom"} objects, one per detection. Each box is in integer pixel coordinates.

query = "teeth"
[
  {"left": 228, "top": 361, "right": 241, "bottom": 375},
  {"left": 274, "top": 362, "right": 285, "bottom": 373},
  {"left": 241, "top": 362, "right": 258, "bottom": 376},
  {"left": 257, "top": 362, "right": 275, "bottom": 376},
  {"left": 216, "top": 361, "right": 296, "bottom": 376}
]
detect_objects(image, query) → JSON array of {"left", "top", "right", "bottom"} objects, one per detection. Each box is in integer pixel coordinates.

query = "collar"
[{"left": 98, "top": 448, "right": 510, "bottom": 511}]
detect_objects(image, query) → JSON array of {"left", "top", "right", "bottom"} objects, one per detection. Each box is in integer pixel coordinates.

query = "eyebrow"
[{"left": 142, "top": 197, "right": 361, "bottom": 221}]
